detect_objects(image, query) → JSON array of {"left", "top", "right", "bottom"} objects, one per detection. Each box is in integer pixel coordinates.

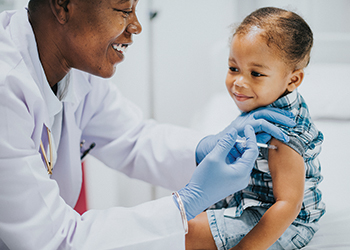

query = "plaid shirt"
[{"left": 210, "top": 90, "right": 325, "bottom": 224}]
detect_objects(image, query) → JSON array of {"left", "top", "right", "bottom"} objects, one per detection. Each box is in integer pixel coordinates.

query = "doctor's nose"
[{"left": 126, "top": 16, "right": 142, "bottom": 35}]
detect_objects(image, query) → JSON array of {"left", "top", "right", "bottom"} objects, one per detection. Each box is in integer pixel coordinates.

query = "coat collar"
[{"left": 8, "top": 8, "right": 92, "bottom": 126}]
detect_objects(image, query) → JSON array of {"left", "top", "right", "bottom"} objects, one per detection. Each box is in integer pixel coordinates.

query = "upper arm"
[{"left": 268, "top": 138, "right": 305, "bottom": 206}]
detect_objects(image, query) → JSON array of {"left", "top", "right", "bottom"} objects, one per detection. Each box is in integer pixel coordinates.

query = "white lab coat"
[{"left": 0, "top": 8, "right": 204, "bottom": 250}]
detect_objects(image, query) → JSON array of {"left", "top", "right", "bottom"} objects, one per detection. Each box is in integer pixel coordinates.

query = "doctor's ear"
[
  {"left": 50, "top": 0, "right": 70, "bottom": 24},
  {"left": 286, "top": 69, "right": 304, "bottom": 92}
]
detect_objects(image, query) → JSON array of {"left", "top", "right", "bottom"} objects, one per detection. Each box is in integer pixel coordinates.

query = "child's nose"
[{"left": 234, "top": 76, "right": 248, "bottom": 88}]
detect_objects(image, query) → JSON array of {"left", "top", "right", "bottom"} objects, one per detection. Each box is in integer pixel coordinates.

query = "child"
[{"left": 186, "top": 7, "right": 325, "bottom": 250}]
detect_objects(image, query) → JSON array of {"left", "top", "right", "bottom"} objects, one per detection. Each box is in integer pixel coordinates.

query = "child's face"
[{"left": 226, "top": 31, "right": 296, "bottom": 112}]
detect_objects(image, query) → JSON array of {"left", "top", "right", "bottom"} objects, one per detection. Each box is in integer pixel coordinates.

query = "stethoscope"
[
  {"left": 40, "top": 127, "right": 53, "bottom": 175},
  {"left": 40, "top": 127, "right": 96, "bottom": 175}
]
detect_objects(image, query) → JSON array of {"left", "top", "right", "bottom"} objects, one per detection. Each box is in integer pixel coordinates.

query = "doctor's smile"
[
  {"left": 111, "top": 43, "right": 131, "bottom": 62},
  {"left": 112, "top": 43, "right": 130, "bottom": 54}
]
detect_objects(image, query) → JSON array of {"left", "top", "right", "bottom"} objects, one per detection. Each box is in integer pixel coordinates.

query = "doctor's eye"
[{"left": 114, "top": 9, "right": 133, "bottom": 18}]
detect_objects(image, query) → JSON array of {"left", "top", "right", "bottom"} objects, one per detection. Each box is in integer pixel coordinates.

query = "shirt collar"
[
  {"left": 269, "top": 90, "right": 299, "bottom": 116},
  {"left": 269, "top": 90, "right": 298, "bottom": 108}
]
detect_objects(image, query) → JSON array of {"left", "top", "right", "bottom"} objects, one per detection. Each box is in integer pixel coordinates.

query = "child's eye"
[
  {"left": 229, "top": 67, "right": 238, "bottom": 72},
  {"left": 251, "top": 71, "right": 264, "bottom": 77}
]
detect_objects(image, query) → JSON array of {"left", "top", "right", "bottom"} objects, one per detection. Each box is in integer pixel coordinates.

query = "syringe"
[{"left": 235, "top": 138, "right": 277, "bottom": 150}]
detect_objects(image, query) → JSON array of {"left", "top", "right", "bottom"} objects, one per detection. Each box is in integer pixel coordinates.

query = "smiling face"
[
  {"left": 226, "top": 30, "right": 302, "bottom": 113},
  {"left": 62, "top": 0, "right": 142, "bottom": 78}
]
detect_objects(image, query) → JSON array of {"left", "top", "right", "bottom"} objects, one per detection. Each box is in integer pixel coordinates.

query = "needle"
[{"left": 236, "top": 138, "right": 277, "bottom": 150}]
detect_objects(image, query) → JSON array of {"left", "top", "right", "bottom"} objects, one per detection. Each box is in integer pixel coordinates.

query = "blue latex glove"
[
  {"left": 196, "top": 107, "right": 296, "bottom": 164},
  {"left": 174, "top": 125, "right": 259, "bottom": 220}
]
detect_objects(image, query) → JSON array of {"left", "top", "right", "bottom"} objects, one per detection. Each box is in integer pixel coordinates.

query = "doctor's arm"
[
  {"left": 80, "top": 79, "right": 204, "bottom": 191},
  {"left": 0, "top": 82, "right": 186, "bottom": 249}
]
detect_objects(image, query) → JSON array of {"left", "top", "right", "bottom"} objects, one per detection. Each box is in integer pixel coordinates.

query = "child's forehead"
[
  {"left": 234, "top": 27, "right": 266, "bottom": 43},
  {"left": 232, "top": 30, "right": 282, "bottom": 57},
  {"left": 232, "top": 31, "right": 268, "bottom": 51},
  {"left": 230, "top": 33, "right": 290, "bottom": 70}
]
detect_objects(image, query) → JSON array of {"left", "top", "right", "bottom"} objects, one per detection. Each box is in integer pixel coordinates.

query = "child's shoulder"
[{"left": 269, "top": 91, "right": 323, "bottom": 155}]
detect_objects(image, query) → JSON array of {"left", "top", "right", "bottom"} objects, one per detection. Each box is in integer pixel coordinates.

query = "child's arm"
[
  {"left": 230, "top": 138, "right": 305, "bottom": 250},
  {"left": 186, "top": 212, "right": 217, "bottom": 250}
]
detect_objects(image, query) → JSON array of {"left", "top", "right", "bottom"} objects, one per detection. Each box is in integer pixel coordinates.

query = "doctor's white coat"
[{"left": 0, "top": 8, "right": 203, "bottom": 250}]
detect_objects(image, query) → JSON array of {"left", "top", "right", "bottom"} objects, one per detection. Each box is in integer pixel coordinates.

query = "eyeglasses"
[{"left": 40, "top": 127, "right": 53, "bottom": 175}]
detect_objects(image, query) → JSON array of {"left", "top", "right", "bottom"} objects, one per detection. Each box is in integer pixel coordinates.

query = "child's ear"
[{"left": 287, "top": 69, "right": 304, "bottom": 92}]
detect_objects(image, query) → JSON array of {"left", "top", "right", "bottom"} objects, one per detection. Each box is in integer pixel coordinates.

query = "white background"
[{"left": 3, "top": 0, "right": 350, "bottom": 209}]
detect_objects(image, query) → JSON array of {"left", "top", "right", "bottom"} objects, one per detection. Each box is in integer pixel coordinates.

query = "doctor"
[{"left": 0, "top": 0, "right": 296, "bottom": 249}]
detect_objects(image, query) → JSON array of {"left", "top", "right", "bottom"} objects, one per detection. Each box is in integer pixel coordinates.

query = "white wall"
[{"left": 149, "top": 0, "right": 236, "bottom": 126}]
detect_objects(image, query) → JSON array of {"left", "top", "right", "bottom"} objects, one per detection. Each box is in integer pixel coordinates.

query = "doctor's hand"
[
  {"left": 175, "top": 125, "right": 259, "bottom": 221},
  {"left": 195, "top": 107, "right": 296, "bottom": 164}
]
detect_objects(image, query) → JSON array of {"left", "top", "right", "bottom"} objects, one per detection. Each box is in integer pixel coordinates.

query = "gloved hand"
[
  {"left": 196, "top": 107, "right": 296, "bottom": 164},
  {"left": 174, "top": 125, "right": 259, "bottom": 220}
]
